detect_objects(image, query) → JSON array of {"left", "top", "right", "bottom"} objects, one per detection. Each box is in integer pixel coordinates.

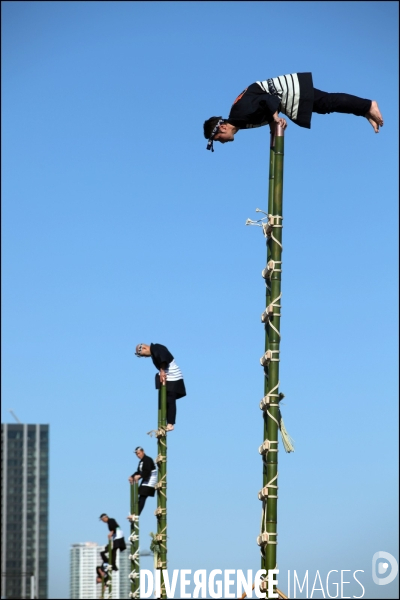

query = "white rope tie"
[
  {"left": 259, "top": 439, "right": 278, "bottom": 455},
  {"left": 154, "top": 527, "right": 167, "bottom": 550},
  {"left": 129, "top": 591, "right": 140, "bottom": 599},
  {"left": 155, "top": 473, "right": 167, "bottom": 497},
  {"left": 157, "top": 559, "right": 167, "bottom": 569},
  {"left": 245, "top": 209, "right": 283, "bottom": 246},
  {"left": 260, "top": 566, "right": 278, "bottom": 593},
  {"left": 127, "top": 514, "right": 139, "bottom": 522},
  {"left": 155, "top": 453, "right": 166, "bottom": 465},
  {"left": 262, "top": 259, "right": 282, "bottom": 280},
  {"left": 259, "top": 382, "right": 280, "bottom": 408},
  {"left": 259, "top": 381, "right": 295, "bottom": 453},
  {"left": 260, "top": 349, "right": 280, "bottom": 366},
  {"left": 129, "top": 570, "right": 140, "bottom": 580},
  {"left": 147, "top": 427, "right": 167, "bottom": 439},
  {"left": 129, "top": 532, "right": 139, "bottom": 543},
  {"left": 258, "top": 472, "right": 278, "bottom": 502},
  {"left": 129, "top": 549, "right": 140, "bottom": 564},
  {"left": 261, "top": 292, "right": 282, "bottom": 336},
  {"left": 154, "top": 507, "right": 167, "bottom": 517}
]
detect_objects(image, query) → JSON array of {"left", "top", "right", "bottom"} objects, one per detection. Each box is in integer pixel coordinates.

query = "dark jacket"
[
  {"left": 150, "top": 343, "right": 186, "bottom": 399},
  {"left": 132, "top": 454, "right": 157, "bottom": 497}
]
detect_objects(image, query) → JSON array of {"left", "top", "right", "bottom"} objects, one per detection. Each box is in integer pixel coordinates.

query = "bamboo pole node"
[
  {"left": 258, "top": 439, "right": 278, "bottom": 455},
  {"left": 155, "top": 473, "right": 167, "bottom": 497},
  {"left": 260, "top": 390, "right": 284, "bottom": 410},
  {"left": 127, "top": 514, "right": 139, "bottom": 522},
  {"left": 260, "top": 349, "right": 280, "bottom": 366},
  {"left": 261, "top": 304, "right": 274, "bottom": 322},
  {"left": 258, "top": 486, "right": 278, "bottom": 501},
  {"left": 256, "top": 531, "right": 278, "bottom": 546},
  {"left": 154, "top": 507, "right": 167, "bottom": 517},
  {"left": 155, "top": 453, "right": 166, "bottom": 464},
  {"left": 129, "top": 550, "right": 140, "bottom": 563},
  {"left": 262, "top": 259, "right": 282, "bottom": 279},
  {"left": 258, "top": 481, "right": 278, "bottom": 501},
  {"left": 129, "top": 571, "right": 140, "bottom": 580}
]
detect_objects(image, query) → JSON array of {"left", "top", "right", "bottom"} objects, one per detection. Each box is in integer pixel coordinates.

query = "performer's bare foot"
[
  {"left": 365, "top": 101, "right": 384, "bottom": 133},
  {"left": 166, "top": 424, "right": 174, "bottom": 431}
]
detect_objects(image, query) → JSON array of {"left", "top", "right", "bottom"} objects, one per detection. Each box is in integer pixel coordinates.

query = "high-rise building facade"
[
  {"left": 70, "top": 542, "right": 131, "bottom": 599},
  {"left": 1, "top": 423, "right": 49, "bottom": 599}
]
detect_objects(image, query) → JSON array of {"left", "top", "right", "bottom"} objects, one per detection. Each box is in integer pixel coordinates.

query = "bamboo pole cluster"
[
  {"left": 258, "top": 124, "right": 285, "bottom": 597},
  {"left": 129, "top": 482, "right": 140, "bottom": 598},
  {"left": 155, "top": 383, "right": 168, "bottom": 599}
]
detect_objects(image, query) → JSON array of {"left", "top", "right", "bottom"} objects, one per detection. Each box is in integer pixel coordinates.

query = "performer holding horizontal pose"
[
  {"left": 204, "top": 72, "right": 384, "bottom": 150},
  {"left": 128, "top": 446, "right": 157, "bottom": 515},
  {"left": 135, "top": 342, "right": 186, "bottom": 431}
]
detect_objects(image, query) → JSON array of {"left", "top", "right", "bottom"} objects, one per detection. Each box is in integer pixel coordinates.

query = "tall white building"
[{"left": 70, "top": 541, "right": 131, "bottom": 599}]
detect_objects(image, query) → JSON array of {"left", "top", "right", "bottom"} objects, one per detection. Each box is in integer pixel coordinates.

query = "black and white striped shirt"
[
  {"left": 228, "top": 72, "right": 314, "bottom": 129},
  {"left": 165, "top": 359, "right": 183, "bottom": 381}
]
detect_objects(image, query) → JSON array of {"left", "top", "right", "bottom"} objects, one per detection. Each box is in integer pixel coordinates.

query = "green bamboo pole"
[
  {"left": 155, "top": 383, "right": 167, "bottom": 598},
  {"left": 107, "top": 539, "right": 113, "bottom": 599},
  {"left": 258, "top": 124, "right": 285, "bottom": 597},
  {"left": 266, "top": 124, "right": 284, "bottom": 590},
  {"left": 260, "top": 130, "right": 276, "bottom": 579},
  {"left": 129, "top": 482, "right": 140, "bottom": 598}
]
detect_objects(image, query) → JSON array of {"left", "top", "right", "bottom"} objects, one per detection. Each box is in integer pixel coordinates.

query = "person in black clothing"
[
  {"left": 96, "top": 563, "right": 110, "bottom": 586},
  {"left": 135, "top": 342, "right": 186, "bottom": 431},
  {"left": 99, "top": 513, "right": 126, "bottom": 570},
  {"left": 203, "top": 71, "right": 384, "bottom": 151},
  {"left": 128, "top": 446, "right": 157, "bottom": 515}
]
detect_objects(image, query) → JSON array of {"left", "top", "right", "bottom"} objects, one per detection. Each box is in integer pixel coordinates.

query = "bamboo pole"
[
  {"left": 107, "top": 539, "right": 113, "bottom": 599},
  {"left": 261, "top": 128, "right": 277, "bottom": 576},
  {"left": 259, "top": 123, "right": 285, "bottom": 596},
  {"left": 156, "top": 383, "right": 167, "bottom": 598},
  {"left": 130, "top": 482, "right": 140, "bottom": 598}
]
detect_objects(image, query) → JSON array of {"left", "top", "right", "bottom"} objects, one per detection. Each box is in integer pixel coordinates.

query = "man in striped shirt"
[
  {"left": 135, "top": 343, "right": 186, "bottom": 431},
  {"left": 204, "top": 72, "right": 384, "bottom": 151}
]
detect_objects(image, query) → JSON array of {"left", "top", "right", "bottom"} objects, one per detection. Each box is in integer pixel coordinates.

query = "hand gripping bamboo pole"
[
  {"left": 156, "top": 383, "right": 167, "bottom": 598},
  {"left": 260, "top": 123, "right": 285, "bottom": 596},
  {"left": 130, "top": 482, "right": 140, "bottom": 598}
]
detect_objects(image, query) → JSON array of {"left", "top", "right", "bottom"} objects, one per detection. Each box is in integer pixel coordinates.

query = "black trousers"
[
  {"left": 139, "top": 495, "right": 147, "bottom": 514},
  {"left": 158, "top": 390, "right": 178, "bottom": 425},
  {"left": 313, "top": 88, "right": 371, "bottom": 117},
  {"left": 100, "top": 538, "right": 126, "bottom": 568}
]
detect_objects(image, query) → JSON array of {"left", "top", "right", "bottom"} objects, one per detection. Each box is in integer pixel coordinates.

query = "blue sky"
[{"left": 2, "top": 1, "right": 398, "bottom": 598}]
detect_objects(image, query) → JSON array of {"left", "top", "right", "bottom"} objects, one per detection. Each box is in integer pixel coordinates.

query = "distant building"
[
  {"left": 70, "top": 542, "right": 131, "bottom": 599},
  {"left": 1, "top": 423, "right": 49, "bottom": 599}
]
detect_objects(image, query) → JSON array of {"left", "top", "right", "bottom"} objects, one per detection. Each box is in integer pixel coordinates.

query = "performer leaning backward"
[
  {"left": 128, "top": 446, "right": 157, "bottom": 515},
  {"left": 99, "top": 513, "right": 127, "bottom": 571},
  {"left": 135, "top": 343, "right": 186, "bottom": 431},
  {"left": 203, "top": 72, "right": 384, "bottom": 151}
]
